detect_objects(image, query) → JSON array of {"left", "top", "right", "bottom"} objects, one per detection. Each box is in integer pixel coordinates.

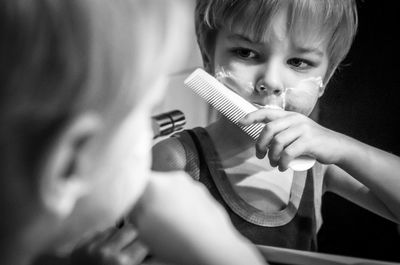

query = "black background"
[{"left": 318, "top": 1, "right": 400, "bottom": 262}]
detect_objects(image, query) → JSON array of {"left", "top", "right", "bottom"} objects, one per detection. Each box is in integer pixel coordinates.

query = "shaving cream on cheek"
[
  {"left": 215, "top": 66, "right": 287, "bottom": 109},
  {"left": 285, "top": 77, "right": 323, "bottom": 116},
  {"left": 214, "top": 66, "right": 323, "bottom": 114},
  {"left": 215, "top": 66, "right": 254, "bottom": 97}
]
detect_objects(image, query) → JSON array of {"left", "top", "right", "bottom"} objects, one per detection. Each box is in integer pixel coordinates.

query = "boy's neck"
[{"left": 206, "top": 117, "right": 255, "bottom": 162}]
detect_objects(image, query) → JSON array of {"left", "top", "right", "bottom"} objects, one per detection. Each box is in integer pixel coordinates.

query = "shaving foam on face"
[
  {"left": 285, "top": 77, "right": 323, "bottom": 116},
  {"left": 215, "top": 67, "right": 255, "bottom": 96},
  {"left": 215, "top": 66, "right": 323, "bottom": 115},
  {"left": 215, "top": 66, "right": 287, "bottom": 110}
]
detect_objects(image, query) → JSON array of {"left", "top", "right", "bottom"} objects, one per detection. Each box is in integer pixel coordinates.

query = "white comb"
[{"left": 184, "top": 68, "right": 316, "bottom": 171}]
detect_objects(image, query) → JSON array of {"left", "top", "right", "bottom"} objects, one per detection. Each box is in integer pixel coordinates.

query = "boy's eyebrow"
[
  {"left": 227, "top": 33, "right": 325, "bottom": 57},
  {"left": 293, "top": 46, "right": 324, "bottom": 57},
  {"left": 227, "top": 34, "right": 258, "bottom": 44}
]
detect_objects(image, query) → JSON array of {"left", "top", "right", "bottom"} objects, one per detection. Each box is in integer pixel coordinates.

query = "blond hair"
[
  {"left": 0, "top": 0, "right": 180, "bottom": 182},
  {"left": 195, "top": 0, "right": 358, "bottom": 82}
]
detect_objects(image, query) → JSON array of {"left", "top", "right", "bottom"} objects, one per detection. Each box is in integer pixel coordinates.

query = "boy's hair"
[
  {"left": 0, "top": 0, "right": 177, "bottom": 235},
  {"left": 195, "top": 0, "right": 358, "bottom": 82},
  {"left": 0, "top": 0, "right": 168, "bottom": 181}
]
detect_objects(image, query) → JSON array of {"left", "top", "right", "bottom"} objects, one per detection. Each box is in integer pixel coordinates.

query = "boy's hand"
[
  {"left": 128, "top": 172, "right": 266, "bottom": 265},
  {"left": 239, "top": 108, "right": 345, "bottom": 171},
  {"left": 70, "top": 224, "right": 148, "bottom": 265}
]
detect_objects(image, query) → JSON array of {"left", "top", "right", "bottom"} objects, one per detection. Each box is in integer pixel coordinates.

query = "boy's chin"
[{"left": 285, "top": 105, "right": 316, "bottom": 116}]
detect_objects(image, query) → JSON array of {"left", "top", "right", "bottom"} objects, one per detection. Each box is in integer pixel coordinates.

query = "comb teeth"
[{"left": 184, "top": 68, "right": 265, "bottom": 140}]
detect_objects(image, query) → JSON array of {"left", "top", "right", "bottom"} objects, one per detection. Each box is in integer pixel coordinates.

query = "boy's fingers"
[
  {"left": 101, "top": 241, "right": 148, "bottom": 265},
  {"left": 82, "top": 225, "right": 144, "bottom": 265},
  {"left": 279, "top": 138, "right": 308, "bottom": 171},
  {"left": 255, "top": 117, "right": 297, "bottom": 158},
  {"left": 267, "top": 129, "right": 300, "bottom": 166},
  {"left": 239, "top": 108, "right": 288, "bottom": 125},
  {"left": 100, "top": 224, "right": 138, "bottom": 251},
  {"left": 71, "top": 228, "right": 116, "bottom": 264},
  {"left": 81, "top": 227, "right": 116, "bottom": 252},
  {"left": 255, "top": 126, "right": 274, "bottom": 159},
  {"left": 121, "top": 239, "right": 149, "bottom": 264}
]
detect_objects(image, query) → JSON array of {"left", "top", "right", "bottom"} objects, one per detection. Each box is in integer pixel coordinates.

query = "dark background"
[{"left": 318, "top": 1, "right": 400, "bottom": 262}]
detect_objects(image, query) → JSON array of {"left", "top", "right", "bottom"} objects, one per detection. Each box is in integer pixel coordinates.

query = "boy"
[
  {"left": 0, "top": 0, "right": 266, "bottom": 264},
  {"left": 153, "top": 0, "right": 400, "bottom": 251}
]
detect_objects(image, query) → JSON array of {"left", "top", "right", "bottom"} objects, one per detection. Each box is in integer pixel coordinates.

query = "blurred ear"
[{"left": 39, "top": 113, "right": 102, "bottom": 218}]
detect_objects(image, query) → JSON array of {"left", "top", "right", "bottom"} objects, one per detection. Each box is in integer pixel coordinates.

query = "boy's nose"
[
  {"left": 255, "top": 80, "right": 284, "bottom": 96},
  {"left": 255, "top": 63, "right": 284, "bottom": 96}
]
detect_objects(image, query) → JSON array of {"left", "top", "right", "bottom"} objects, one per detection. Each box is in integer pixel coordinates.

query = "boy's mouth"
[{"left": 253, "top": 103, "right": 283, "bottom": 110}]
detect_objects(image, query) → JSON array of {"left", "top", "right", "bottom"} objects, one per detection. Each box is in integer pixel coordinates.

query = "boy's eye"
[
  {"left": 287, "top": 58, "right": 313, "bottom": 69},
  {"left": 231, "top": 48, "right": 258, "bottom": 60}
]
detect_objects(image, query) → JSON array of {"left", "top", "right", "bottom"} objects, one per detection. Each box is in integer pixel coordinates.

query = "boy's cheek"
[
  {"left": 284, "top": 78, "right": 322, "bottom": 116},
  {"left": 285, "top": 95, "right": 319, "bottom": 116},
  {"left": 86, "top": 108, "right": 153, "bottom": 222},
  {"left": 115, "top": 109, "right": 153, "bottom": 208}
]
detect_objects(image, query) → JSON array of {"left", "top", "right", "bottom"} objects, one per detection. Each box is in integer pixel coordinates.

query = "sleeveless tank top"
[{"left": 174, "top": 127, "right": 319, "bottom": 251}]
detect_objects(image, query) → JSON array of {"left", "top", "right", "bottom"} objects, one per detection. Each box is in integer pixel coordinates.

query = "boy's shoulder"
[{"left": 152, "top": 135, "right": 188, "bottom": 171}]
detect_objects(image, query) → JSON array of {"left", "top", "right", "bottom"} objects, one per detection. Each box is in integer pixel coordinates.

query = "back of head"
[
  {"left": 0, "top": 0, "right": 192, "bottom": 258},
  {"left": 195, "top": 0, "right": 358, "bottom": 82},
  {"left": 0, "top": 0, "right": 131, "bottom": 182},
  {"left": 0, "top": 0, "right": 94, "bottom": 241}
]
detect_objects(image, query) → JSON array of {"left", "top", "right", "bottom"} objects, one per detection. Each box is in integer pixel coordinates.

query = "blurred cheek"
[
  {"left": 108, "top": 73, "right": 168, "bottom": 213},
  {"left": 118, "top": 108, "right": 153, "bottom": 207},
  {"left": 89, "top": 106, "right": 154, "bottom": 222}
]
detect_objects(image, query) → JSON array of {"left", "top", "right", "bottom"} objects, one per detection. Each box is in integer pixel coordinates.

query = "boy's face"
[{"left": 213, "top": 10, "right": 329, "bottom": 116}]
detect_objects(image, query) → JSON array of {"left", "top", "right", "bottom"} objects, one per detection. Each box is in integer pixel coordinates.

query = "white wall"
[{"left": 153, "top": 2, "right": 211, "bottom": 131}]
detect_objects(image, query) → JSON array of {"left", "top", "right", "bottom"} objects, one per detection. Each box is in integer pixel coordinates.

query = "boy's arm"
[
  {"left": 324, "top": 136, "right": 400, "bottom": 223},
  {"left": 129, "top": 172, "right": 267, "bottom": 265},
  {"left": 239, "top": 108, "right": 400, "bottom": 223}
]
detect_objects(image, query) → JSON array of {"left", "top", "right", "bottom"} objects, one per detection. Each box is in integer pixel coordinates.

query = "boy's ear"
[
  {"left": 39, "top": 113, "right": 103, "bottom": 218},
  {"left": 320, "top": 69, "right": 336, "bottom": 97},
  {"left": 318, "top": 83, "right": 326, "bottom": 97}
]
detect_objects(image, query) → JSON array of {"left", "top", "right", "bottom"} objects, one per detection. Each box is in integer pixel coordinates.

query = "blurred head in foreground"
[{"left": 0, "top": 0, "right": 192, "bottom": 263}]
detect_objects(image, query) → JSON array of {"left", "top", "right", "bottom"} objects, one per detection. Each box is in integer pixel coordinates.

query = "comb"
[{"left": 184, "top": 68, "right": 316, "bottom": 171}]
